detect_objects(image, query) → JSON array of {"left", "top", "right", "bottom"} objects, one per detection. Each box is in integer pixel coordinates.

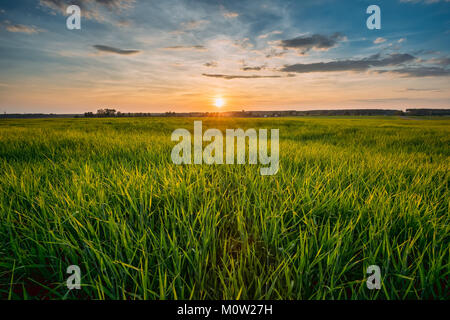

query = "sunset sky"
[{"left": 0, "top": 0, "right": 449, "bottom": 113}]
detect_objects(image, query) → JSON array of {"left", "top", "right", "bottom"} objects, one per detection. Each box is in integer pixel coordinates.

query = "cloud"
[
  {"left": 377, "top": 67, "right": 450, "bottom": 77},
  {"left": 202, "top": 73, "right": 295, "bottom": 80},
  {"left": 93, "top": 45, "right": 140, "bottom": 55},
  {"left": 3, "top": 23, "right": 44, "bottom": 34},
  {"left": 115, "top": 20, "right": 131, "bottom": 27},
  {"left": 259, "top": 30, "right": 282, "bottom": 39},
  {"left": 182, "top": 20, "right": 209, "bottom": 30},
  {"left": 398, "top": 38, "right": 406, "bottom": 43},
  {"left": 241, "top": 66, "right": 266, "bottom": 71},
  {"left": 413, "top": 50, "right": 441, "bottom": 57},
  {"left": 404, "top": 88, "right": 442, "bottom": 92},
  {"left": 429, "top": 57, "right": 450, "bottom": 66},
  {"left": 353, "top": 98, "right": 411, "bottom": 103},
  {"left": 172, "top": 20, "right": 209, "bottom": 34},
  {"left": 219, "top": 4, "right": 238, "bottom": 19},
  {"left": 280, "top": 33, "right": 346, "bottom": 54},
  {"left": 280, "top": 53, "right": 415, "bottom": 73},
  {"left": 374, "top": 37, "right": 386, "bottom": 44},
  {"left": 163, "top": 45, "right": 207, "bottom": 51},
  {"left": 266, "top": 49, "right": 286, "bottom": 58},
  {"left": 223, "top": 12, "right": 239, "bottom": 19}
]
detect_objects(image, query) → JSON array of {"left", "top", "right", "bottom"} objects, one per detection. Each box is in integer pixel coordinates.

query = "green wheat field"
[{"left": 0, "top": 116, "right": 448, "bottom": 300}]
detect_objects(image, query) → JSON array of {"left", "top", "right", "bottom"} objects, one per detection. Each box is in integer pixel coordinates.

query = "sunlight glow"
[{"left": 214, "top": 97, "right": 225, "bottom": 108}]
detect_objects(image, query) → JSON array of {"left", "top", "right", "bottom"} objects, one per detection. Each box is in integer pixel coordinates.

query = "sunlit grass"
[{"left": 0, "top": 116, "right": 448, "bottom": 299}]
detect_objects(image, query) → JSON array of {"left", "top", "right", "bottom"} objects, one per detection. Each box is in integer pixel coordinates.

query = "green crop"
[{"left": 0, "top": 116, "right": 448, "bottom": 300}]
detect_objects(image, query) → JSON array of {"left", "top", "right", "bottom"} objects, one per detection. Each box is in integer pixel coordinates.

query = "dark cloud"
[
  {"left": 241, "top": 66, "right": 266, "bottom": 71},
  {"left": 93, "top": 45, "right": 140, "bottom": 55},
  {"left": 280, "top": 52, "right": 450, "bottom": 77},
  {"left": 280, "top": 33, "right": 345, "bottom": 54},
  {"left": 266, "top": 49, "right": 287, "bottom": 58},
  {"left": 280, "top": 53, "right": 415, "bottom": 73},
  {"left": 353, "top": 98, "right": 410, "bottom": 103},
  {"left": 432, "top": 57, "right": 450, "bottom": 66},
  {"left": 202, "top": 73, "right": 294, "bottom": 80},
  {"left": 405, "top": 88, "right": 442, "bottom": 92},
  {"left": 377, "top": 67, "right": 450, "bottom": 77},
  {"left": 204, "top": 61, "right": 218, "bottom": 67},
  {"left": 413, "top": 50, "right": 440, "bottom": 55},
  {"left": 163, "top": 45, "right": 206, "bottom": 51}
]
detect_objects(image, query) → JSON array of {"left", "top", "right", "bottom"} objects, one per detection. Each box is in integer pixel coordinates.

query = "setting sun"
[{"left": 214, "top": 97, "right": 225, "bottom": 108}]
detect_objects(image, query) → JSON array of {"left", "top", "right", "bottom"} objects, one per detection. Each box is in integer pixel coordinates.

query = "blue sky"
[{"left": 0, "top": 0, "right": 449, "bottom": 113}]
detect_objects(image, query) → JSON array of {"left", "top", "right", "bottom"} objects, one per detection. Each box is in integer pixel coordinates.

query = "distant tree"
[
  {"left": 105, "top": 109, "right": 116, "bottom": 116},
  {"left": 96, "top": 108, "right": 116, "bottom": 117}
]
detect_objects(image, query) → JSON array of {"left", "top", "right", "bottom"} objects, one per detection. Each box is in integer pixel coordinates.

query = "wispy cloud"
[
  {"left": 404, "top": 88, "right": 442, "bottom": 92},
  {"left": 2, "top": 22, "right": 44, "bottom": 34},
  {"left": 223, "top": 12, "right": 239, "bottom": 19},
  {"left": 202, "top": 73, "right": 294, "bottom": 80},
  {"left": 171, "top": 20, "right": 210, "bottom": 34},
  {"left": 220, "top": 4, "right": 239, "bottom": 19},
  {"left": 377, "top": 66, "right": 450, "bottom": 77},
  {"left": 265, "top": 49, "right": 287, "bottom": 58},
  {"left": 258, "top": 30, "right": 282, "bottom": 39},
  {"left": 374, "top": 37, "right": 386, "bottom": 44},
  {"left": 182, "top": 19, "right": 209, "bottom": 30}
]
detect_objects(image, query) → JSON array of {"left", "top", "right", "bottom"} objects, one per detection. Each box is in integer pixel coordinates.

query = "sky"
[{"left": 0, "top": 0, "right": 449, "bottom": 113}]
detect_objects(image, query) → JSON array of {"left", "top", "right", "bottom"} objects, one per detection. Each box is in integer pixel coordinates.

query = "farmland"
[{"left": 0, "top": 116, "right": 448, "bottom": 299}]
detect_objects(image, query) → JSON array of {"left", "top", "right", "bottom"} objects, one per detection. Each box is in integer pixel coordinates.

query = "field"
[{"left": 0, "top": 116, "right": 448, "bottom": 300}]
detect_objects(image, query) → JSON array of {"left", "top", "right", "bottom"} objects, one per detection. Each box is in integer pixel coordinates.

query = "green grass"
[{"left": 0, "top": 116, "right": 448, "bottom": 300}]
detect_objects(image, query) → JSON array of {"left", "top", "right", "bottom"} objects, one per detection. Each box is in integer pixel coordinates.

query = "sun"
[{"left": 214, "top": 97, "right": 225, "bottom": 108}]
